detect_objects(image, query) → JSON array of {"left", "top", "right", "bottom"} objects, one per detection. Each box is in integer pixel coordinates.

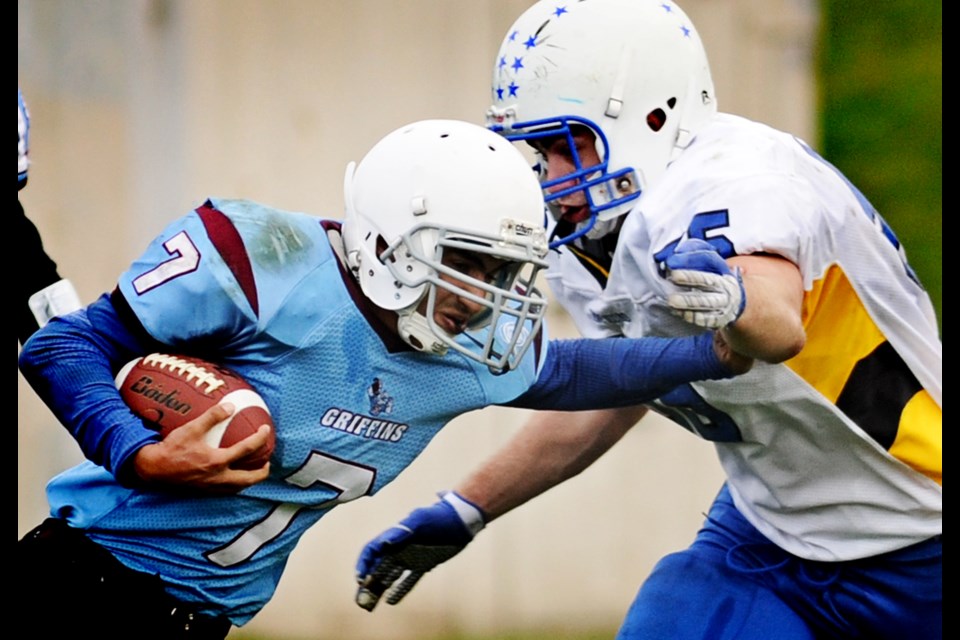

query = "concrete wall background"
[{"left": 18, "top": 1, "right": 818, "bottom": 638}]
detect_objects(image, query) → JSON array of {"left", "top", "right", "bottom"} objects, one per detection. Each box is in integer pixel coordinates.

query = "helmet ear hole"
[
  {"left": 406, "top": 333, "right": 424, "bottom": 350},
  {"left": 646, "top": 108, "right": 667, "bottom": 132},
  {"left": 375, "top": 236, "right": 392, "bottom": 263}
]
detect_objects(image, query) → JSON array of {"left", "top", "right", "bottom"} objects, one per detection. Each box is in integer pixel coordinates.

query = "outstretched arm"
[
  {"left": 457, "top": 405, "right": 646, "bottom": 520},
  {"left": 511, "top": 330, "right": 751, "bottom": 411},
  {"left": 354, "top": 405, "right": 645, "bottom": 610},
  {"left": 354, "top": 298, "right": 759, "bottom": 610}
]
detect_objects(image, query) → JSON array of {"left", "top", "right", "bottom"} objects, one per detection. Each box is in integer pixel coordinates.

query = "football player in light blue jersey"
[
  {"left": 356, "top": 2, "right": 940, "bottom": 638},
  {"left": 18, "top": 119, "right": 750, "bottom": 640}
]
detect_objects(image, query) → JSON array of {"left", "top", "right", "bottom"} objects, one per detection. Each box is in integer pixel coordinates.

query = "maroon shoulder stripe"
[{"left": 197, "top": 201, "right": 259, "bottom": 317}]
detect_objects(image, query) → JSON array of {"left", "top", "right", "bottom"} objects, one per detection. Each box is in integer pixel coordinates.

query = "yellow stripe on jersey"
[
  {"left": 785, "top": 264, "right": 942, "bottom": 485},
  {"left": 890, "top": 390, "right": 942, "bottom": 485},
  {"left": 788, "top": 264, "right": 882, "bottom": 401},
  {"left": 567, "top": 245, "right": 610, "bottom": 279}
]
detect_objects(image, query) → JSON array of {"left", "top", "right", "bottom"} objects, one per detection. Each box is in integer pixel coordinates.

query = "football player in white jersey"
[
  {"left": 355, "top": 2, "right": 942, "bottom": 638},
  {"left": 19, "top": 119, "right": 752, "bottom": 639},
  {"left": 18, "top": 87, "right": 82, "bottom": 345}
]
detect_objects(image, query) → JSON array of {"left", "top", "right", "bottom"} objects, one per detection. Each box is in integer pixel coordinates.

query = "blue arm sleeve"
[
  {"left": 506, "top": 332, "right": 730, "bottom": 410},
  {"left": 18, "top": 293, "right": 164, "bottom": 485}
]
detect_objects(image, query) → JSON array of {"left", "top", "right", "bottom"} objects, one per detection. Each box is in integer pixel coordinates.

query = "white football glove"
[{"left": 664, "top": 239, "right": 746, "bottom": 329}]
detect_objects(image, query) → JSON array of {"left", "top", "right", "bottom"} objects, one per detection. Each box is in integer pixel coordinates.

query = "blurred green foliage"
[{"left": 819, "top": 0, "right": 942, "bottom": 330}]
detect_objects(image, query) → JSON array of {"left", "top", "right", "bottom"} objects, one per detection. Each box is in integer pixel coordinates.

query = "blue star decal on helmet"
[
  {"left": 491, "top": 2, "right": 592, "bottom": 104},
  {"left": 681, "top": 25, "right": 691, "bottom": 37}
]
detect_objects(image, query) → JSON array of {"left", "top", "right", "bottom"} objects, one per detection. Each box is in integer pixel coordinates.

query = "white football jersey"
[{"left": 546, "top": 113, "right": 942, "bottom": 561}]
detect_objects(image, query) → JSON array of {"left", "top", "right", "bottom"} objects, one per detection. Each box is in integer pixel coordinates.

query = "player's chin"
[
  {"left": 435, "top": 313, "right": 466, "bottom": 336},
  {"left": 558, "top": 206, "right": 591, "bottom": 225}
]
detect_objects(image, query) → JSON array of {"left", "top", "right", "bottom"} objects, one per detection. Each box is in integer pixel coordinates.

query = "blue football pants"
[{"left": 617, "top": 485, "right": 941, "bottom": 640}]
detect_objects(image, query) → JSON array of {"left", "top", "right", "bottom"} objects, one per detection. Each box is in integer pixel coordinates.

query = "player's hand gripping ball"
[{"left": 115, "top": 353, "right": 275, "bottom": 470}]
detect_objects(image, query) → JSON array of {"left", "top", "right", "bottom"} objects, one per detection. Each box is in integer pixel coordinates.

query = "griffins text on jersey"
[{"left": 320, "top": 408, "right": 409, "bottom": 442}]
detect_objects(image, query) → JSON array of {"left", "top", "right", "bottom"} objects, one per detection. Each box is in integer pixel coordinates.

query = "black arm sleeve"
[{"left": 18, "top": 200, "right": 63, "bottom": 344}]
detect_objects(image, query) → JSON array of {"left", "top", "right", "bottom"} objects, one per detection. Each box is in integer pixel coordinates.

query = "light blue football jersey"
[{"left": 46, "top": 198, "right": 544, "bottom": 624}]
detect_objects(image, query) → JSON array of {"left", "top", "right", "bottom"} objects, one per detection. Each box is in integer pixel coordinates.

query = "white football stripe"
[
  {"left": 205, "top": 389, "right": 271, "bottom": 447},
  {"left": 114, "top": 357, "right": 143, "bottom": 388},
  {"left": 220, "top": 389, "right": 271, "bottom": 413}
]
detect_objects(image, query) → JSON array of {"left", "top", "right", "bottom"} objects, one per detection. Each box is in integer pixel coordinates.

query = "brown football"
[{"left": 115, "top": 353, "right": 275, "bottom": 470}]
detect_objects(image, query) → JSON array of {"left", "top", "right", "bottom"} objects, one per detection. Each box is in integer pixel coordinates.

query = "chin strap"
[
  {"left": 396, "top": 307, "right": 448, "bottom": 355},
  {"left": 583, "top": 216, "right": 621, "bottom": 241},
  {"left": 332, "top": 224, "right": 450, "bottom": 357}
]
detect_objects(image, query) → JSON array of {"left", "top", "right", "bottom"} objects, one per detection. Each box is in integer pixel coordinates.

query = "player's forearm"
[
  {"left": 455, "top": 406, "right": 645, "bottom": 521},
  {"left": 18, "top": 295, "right": 161, "bottom": 479},
  {"left": 722, "top": 254, "right": 805, "bottom": 363},
  {"left": 511, "top": 333, "right": 737, "bottom": 411}
]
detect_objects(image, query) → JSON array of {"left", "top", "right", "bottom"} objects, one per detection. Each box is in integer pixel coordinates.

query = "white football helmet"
[
  {"left": 486, "top": 0, "right": 717, "bottom": 246},
  {"left": 342, "top": 119, "right": 549, "bottom": 372}
]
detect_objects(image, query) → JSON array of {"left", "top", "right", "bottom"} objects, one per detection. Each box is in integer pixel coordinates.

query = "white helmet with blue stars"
[{"left": 486, "top": 0, "right": 717, "bottom": 246}]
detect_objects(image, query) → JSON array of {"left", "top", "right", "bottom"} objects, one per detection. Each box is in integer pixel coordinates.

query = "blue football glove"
[
  {"left": 664, "top": 239, "right": 746, "bottom": 329},
  {"left": 355, "top": 491, "right": 485, "bottom": 612}
]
